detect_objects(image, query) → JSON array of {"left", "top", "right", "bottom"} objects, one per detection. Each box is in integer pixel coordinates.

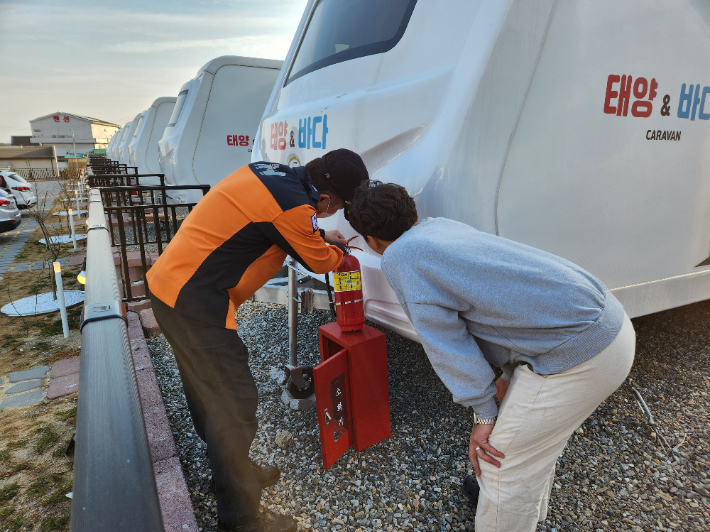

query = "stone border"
[{"left": 127, "top": 311, "right": 198, "bottom": 532}]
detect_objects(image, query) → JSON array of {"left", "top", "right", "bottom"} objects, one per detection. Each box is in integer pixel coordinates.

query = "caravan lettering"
[
  {"left": 645, "top": 130, "right": 681, "bottom": 141},
  {"left": 604, "top": 75, "right": 658, "bottom": 117},
  {"left": 298, "top": 114, "right": 328, "bottom": 150},
  {"left": 677, "top": 84, "right": 710, "bottom": 120}
]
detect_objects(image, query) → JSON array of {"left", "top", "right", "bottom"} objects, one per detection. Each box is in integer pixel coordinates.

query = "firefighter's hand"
[
  {"left": 495, "top": 377, "right": 510, "bottom": 403},
  {"left": 469, "top": 423, "right": 504, "bottom": 477},
  {"left": 324, "top": 230, "right": 347, "bottom": 245}
]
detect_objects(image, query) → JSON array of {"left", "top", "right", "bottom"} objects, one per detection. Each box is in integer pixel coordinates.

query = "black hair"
[
  {"left": 348, "top": 180, "right": 418, "bottom": 241},
  {"left": 305, "top": 153, "right": 339, "bottom": 198}
]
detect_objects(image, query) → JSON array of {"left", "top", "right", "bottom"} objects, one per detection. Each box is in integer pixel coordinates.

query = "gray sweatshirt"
[{"left": 381, "top": 217, "right": 625, "bottom": 419}]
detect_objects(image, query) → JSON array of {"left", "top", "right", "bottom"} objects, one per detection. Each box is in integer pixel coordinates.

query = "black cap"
[{"left": 306, "top": 149, "right": 369, "bottom": 204}]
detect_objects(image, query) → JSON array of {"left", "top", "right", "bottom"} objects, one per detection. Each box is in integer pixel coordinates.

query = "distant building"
[
  {"left": 11, "top": 136, "right": 32, "bottom": 146},
  {"left": 0, "top": 145, "right": 59, "bottom": 179},
  {"left": 30, "top": 112, "right": 120, "bottom": 168}
]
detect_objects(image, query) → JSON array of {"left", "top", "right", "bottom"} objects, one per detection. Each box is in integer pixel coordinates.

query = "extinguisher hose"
[{"left": 324, "top": 271, "right": 336, "bottom": 320}]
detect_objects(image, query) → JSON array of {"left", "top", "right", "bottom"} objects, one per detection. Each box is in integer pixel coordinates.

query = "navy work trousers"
[{"left": 150, "top": 294, "right": 261, "bottom": 525}]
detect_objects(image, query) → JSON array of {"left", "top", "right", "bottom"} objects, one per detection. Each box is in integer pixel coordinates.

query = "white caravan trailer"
[
  {"left": 118, "top": 114, "right": 144, "bottom": 164},
  {"left": 113, "top": 122, "right": 132, "bottom": 162},
  {"left": 109, "top": 126, "right": 125, "bottom": 160},
  {"left": 253, "top": 0, "right": 710, "bottom": 341},
  {"left": 128, "top": 97, "right": 176, "bottom": 181},
  {"left": 158, "top": 56, "right": 282, "bottom": 204},
  {"left": 106, "top": 130, "right": 119, "bottom": 160}
]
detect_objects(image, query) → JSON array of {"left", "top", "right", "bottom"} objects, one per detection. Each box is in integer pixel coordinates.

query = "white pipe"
[
  {"left": 68, "top": 209, "right": 77, "bottom": 250},
  {"left": 53, "top": 262, "right": 69, "bottom": 338}
]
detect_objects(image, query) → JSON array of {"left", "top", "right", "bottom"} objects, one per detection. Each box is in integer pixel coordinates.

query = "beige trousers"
[{"left": 475, "top": 313, "right": 636, "bottom": 532}]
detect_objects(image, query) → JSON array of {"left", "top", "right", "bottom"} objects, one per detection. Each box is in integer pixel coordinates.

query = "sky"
[{"left": 0, "top": 0, "right": 309, "bottom": 143}]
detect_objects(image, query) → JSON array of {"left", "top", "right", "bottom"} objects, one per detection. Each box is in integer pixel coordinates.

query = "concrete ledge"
[
  {"left": 155, "top": 457, "right": 199, "bottom": 532},
  {"left": 127, "top": 312, "right": 198, "bottom": 532},
  {"left": 140, "top": 308, "right": 161, "bottom": 336},
  {"left": 127, "top": 299, "right": 152, "bottom": 313}
]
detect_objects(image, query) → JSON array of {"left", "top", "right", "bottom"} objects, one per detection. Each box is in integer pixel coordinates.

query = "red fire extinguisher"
[{"left": 332, "top": 237, "right": 365, "bottom": 332}]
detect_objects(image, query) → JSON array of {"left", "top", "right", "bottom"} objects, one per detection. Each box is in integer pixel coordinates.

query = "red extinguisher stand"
[{"left": 313, "top": 322, "right": 390, "bottom": 469}]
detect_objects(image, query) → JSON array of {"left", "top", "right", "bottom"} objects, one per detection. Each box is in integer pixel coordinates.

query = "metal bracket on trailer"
[{"left": 251, "top": 278, "right": 330, "bottom": 312}]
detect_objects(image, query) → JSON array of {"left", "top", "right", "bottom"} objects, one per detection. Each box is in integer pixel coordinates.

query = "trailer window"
[
  {"left": 286, "top": 0, "right": 418, "bottom": 85},
  {"left": 168, "top": 90, "right": 188, "bottom": 127}
]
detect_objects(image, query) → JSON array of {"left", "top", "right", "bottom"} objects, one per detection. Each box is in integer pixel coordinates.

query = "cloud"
[{"left": 104, "top": 35, "right": 288, "bottom": 54}]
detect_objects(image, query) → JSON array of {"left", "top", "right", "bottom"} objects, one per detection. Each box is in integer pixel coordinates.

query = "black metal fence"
[
  {"left": 72, "top": 188, "right": 163, "bottom": 532},
  {"left": 13, "top": 168, "right": 60, "bottom": 180},
  {"left": 86, "top": 155, "right": 210, "bottom": 302},
  {"left": 103, "top": 185, "right": 209, "bottom": 300}
]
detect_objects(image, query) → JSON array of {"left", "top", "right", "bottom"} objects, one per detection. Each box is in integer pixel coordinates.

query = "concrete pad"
[
  {"left": 154, "top": 457, "right": 199, "bottom": 532},
  {"left": 8, "top": 366, "right": 49, "bottom": 383},
  {"left": 144, "top": 403, "right": 177, "bottom": 463},
  {"left": 67, "top": 254, "right": 86, "bottom": 267},
  {"left": 0, "top": 388, "right": 44, "bottom": 409},
  {"left": 281, "top": 388, "right": 316, "bottom": 411},
  {"left": 47, "top": 374, "right": 79, "bottom": 399},
  {"left": 139, "top": 308, "right": 161, "bottom": 336},
  {"left": 50, "top": 357, "right": 80, "bottom": 379},
  {"left": 5, "top": 380, "right": 43, "bottom": 395},
  {"left": 126, "top": 299, "right": 151, "bottom": 313}
]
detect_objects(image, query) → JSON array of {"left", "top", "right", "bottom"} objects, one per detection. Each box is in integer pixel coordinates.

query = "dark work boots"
[
  {"left": 217, "top": 509, "right": 296, "bottom": 532},
  {"left": 209, "top": 461, "right": 281, "bottom": 494}
]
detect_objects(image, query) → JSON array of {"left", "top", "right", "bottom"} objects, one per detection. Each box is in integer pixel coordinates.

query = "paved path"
[{"left": 0, "top": 181, "right": 63, "bottom": 280}]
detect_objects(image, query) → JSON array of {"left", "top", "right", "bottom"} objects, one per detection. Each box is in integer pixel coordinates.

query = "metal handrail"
[{"left": 71, "top": 188, "right": 163, "bottom": 532}]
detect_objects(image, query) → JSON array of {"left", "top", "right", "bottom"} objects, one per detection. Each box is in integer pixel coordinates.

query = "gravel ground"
[{"left": 146, "top": 299, "right": 710, "bottom": 532}]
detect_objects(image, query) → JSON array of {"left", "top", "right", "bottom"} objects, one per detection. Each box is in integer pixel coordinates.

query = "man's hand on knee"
[{"left": 469, "top": 423, "right": 504, "bottom": 476}]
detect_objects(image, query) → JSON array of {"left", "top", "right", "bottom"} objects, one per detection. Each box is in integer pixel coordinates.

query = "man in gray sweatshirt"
[{"left": 348, "top": 181, "right": 635, "bottom": 532}]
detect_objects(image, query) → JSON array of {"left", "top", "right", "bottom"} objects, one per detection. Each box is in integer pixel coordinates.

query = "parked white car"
[
  {"left": 0, "top": 188, "right": 21, "bottom": 234},
  {"left": 0, "top": 171, "right": 36, "bottom": 208}
]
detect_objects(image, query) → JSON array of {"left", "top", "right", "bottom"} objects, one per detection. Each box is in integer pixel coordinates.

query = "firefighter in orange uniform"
[{"left": 147, "top": 149, "right": 369, "bottom": 532}]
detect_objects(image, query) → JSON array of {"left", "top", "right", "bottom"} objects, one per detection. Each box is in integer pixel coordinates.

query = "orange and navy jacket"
[{"left": 146, "top": 162, "right": 343, "bottom": 330}]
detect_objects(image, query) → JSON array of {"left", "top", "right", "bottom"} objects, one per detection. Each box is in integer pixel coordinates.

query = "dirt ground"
[{"left": 0, "top": 183, "right": 86, "bottom": 532}]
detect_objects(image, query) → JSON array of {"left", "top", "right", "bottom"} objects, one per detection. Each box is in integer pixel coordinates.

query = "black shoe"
[
  {"left": 463, "top": 474, "right": 480, "bottom": 508},
  {"left": 250, "top": 461, "right": 280, "bottom": 488},
  {"left": 209, "top": 461, "right": 281, "bottom": 494},
  {"left": 218, "top": 509, "right": 296, "bottom": 532}
]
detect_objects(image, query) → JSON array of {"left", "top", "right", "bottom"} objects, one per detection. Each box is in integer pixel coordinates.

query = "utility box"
[{"left": 314, "top": 323, "right": 390, "bottom": 469}]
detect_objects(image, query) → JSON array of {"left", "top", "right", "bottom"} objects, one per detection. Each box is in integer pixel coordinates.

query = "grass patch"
[
  {"left": 10, "top": 461, "right": 31, "bottom": 474},
  {"left": 51, "top": 446, "right": 67, "bottom": 458},
  {"left": 34, "top": 428, "right": 60, "bottom": 454},
  {"left": 41, "top": 512, "right": 69, "bottom": 531},
  {"left": 33, "top": 341, "right": 52, "bottom": 351},
  {"left": 7, "top": 515, "right": 25, "bottom": 532},
  {"left": 26, "top": 473, "right": 64, "bottom": 497},
  {"left": 7, "top": 438, "right": 29, "bottom": 450},
  {"left": 45, "top": 478, "right": 72, "bottom": 507},
  {"left": 0, "top": 483, "right": 20, "bottom": 503},
  {"left": 0, "top": 507, "right": 15, "bottom": 520},
  {"left": 0, "top": 448, "right": 11, "bottom": 462},
  {"left": 15, "top": 252, "right": 28, "bottom": 260},
  {"left": 58, "top": 406, "right": 76, "bottom": 422}
]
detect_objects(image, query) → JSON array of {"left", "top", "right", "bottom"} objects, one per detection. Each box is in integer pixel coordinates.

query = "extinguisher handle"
[{"left": 331, "top": 242, "right": 347, "bottom": 254}]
